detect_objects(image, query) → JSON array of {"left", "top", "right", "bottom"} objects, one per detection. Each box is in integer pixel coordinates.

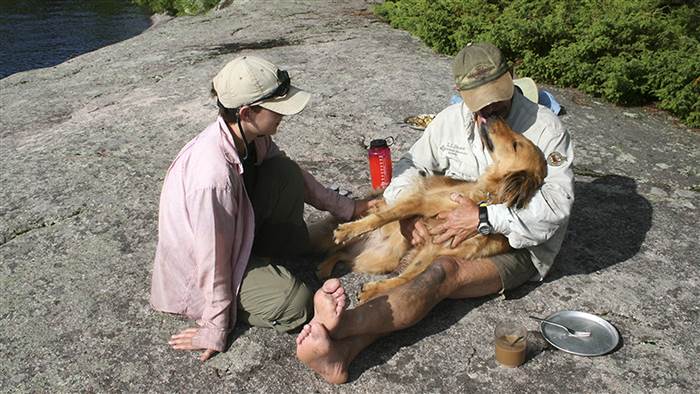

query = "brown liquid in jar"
[{"left": 495, "top": 335, "right": 526, "bottom": 367}]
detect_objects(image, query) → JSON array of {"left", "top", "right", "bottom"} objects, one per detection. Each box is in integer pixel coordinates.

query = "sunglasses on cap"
[{"left": 252, "top": 69, "right": 291, "bottom": 104}]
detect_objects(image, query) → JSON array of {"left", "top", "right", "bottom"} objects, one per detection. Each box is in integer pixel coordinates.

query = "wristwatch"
[{"left": 477, "top": 202, "right": 493, "bottom": 235}]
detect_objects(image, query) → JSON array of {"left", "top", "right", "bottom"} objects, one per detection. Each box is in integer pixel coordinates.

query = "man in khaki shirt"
[{"left": 296, "top": 43, "right": 574, "bottom": 384}]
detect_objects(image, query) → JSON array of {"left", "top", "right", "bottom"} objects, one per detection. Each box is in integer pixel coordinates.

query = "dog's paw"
[
  {"left": 333, "top": 223, "right": 359, "bottom": 244},
  {"left": 357, "top": 281, "right": 382, "bottom": 304}
]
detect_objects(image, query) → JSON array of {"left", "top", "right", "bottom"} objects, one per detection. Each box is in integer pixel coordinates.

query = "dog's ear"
[{"left": 497, "top": 170, "right": 542, "bottom": 209}]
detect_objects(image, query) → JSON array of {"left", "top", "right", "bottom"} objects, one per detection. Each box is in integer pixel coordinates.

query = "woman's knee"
[
  {"left": 278, "top": 283, "right": 313, "bottom": 331},
  {"left": 238, "top": 261, "right": 313, "bottom": 332},
  {"left": 240, "top": 281, "right": 312, "bottom": 332}
]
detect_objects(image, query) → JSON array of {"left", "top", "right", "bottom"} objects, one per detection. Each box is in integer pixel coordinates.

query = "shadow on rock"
[
  {"left": 347, "top": 296, "right": 492, "bottom": 383},
  {"left": 510, "top": 174, "right": 652, "bottom": 299},
  {"left": 548, "top": 174, "right": 652, "bottom": 281}
]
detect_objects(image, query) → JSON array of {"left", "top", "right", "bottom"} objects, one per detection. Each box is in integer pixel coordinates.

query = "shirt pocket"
[{"left": 444, "top": 152, "right": 479, "bottom": 181}]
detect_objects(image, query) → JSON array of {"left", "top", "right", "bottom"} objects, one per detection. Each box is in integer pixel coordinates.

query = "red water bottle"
[{"left": 368, "top": 137, "right": 393, "bottom": 190}]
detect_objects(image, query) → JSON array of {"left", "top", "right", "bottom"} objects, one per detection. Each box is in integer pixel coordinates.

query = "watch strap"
[{"left": 478, "top": 202, "right": 489, "bottom": 225}]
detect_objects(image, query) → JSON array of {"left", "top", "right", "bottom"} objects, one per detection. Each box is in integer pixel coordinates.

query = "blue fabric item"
[
  {"left": 538, "top": 90, "right": 561, "bottom": 115},
  {"left": 450, "top": 93, "right": 463, "bottom": 105}
]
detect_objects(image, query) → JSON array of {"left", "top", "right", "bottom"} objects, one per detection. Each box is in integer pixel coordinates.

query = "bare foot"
[
  {"left": 311, "top": 279, "right": 346, "bottom": 335},
  {"left": 296, "top": 322, "right": 349, "bottom": 384}
]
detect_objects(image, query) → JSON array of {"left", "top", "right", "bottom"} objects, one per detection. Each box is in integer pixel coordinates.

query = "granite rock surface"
[{"left": 1, "top": 0, "right": 698, "bottom": 392}]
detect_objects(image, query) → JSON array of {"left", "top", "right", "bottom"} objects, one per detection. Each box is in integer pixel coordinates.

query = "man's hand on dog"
[
  {"left": 430, "top": 193, "right": 479, "bottom": 248},
  {"left": 400, "top": 216, "right": 431, "bottom": 246},
  {"left": 168, "top": 327, "right": 218, "bottom": 362}
]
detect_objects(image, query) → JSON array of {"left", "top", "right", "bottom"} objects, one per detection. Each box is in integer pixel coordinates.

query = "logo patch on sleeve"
[{"left": 547, "top": 152, "right": 567, "bottom": 167}]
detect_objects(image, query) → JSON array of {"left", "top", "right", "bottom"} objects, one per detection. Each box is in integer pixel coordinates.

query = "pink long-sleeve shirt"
[{"left": 150, "top": 117, "right": 354, "bottom": 351}]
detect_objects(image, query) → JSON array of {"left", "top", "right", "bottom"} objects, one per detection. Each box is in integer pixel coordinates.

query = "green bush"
[
  {"left": 133, "top": 0, "right": 219, "bottom": 16},
  {"left": 375, "top": 0, "right": 700, "bottom": 128}
]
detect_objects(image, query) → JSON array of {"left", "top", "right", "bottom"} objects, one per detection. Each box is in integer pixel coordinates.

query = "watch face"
[{"left": 478, "top": 223, "right": 492, "bottom": 235}]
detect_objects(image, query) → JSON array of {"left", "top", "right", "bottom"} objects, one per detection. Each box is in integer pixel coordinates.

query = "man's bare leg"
[
  {"left": 297, "top": 257, "right": 502, "bottom": 383},
  {"left": 445, "top": 255, "right": 502, "bottom": 299},
  {"left": 330, "top": 256, "right": 502, "bottom": 339}
]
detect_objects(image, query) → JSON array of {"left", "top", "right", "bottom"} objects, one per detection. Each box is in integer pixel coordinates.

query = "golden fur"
[{"left": 317, "top": 118, "right": 547, "bottom": 303}]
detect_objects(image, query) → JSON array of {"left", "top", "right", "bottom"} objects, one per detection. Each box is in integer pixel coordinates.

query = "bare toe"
[
  {"left": 322, "top": 278, "right": 342, "bottom": 293},
  {"left": 296, "top": 324, "right": 312, "bottom": 346}
]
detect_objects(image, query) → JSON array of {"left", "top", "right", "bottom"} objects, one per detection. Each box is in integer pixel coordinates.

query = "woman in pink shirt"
[{"left": 150, "top": 56, "right": 372, "bottom": 361}]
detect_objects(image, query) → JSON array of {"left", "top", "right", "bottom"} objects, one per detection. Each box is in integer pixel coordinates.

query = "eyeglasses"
[{"left": 253, "top": 69, "right": 291, "bottom": 104}]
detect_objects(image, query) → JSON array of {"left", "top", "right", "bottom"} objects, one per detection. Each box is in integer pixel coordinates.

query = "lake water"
[{"left": 0, "top": 0, "right": 152, "bottom": 79}]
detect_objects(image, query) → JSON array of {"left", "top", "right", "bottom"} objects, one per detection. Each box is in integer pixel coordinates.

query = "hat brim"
[
  {"left": 258, "top": 86, "right": 310, "bottom": 115},
  {"left": 513, "top": 77, "right": 539, "bottom": 104},
  {"left": 461, "top": 72, "right": 514, "bottom": 113}
]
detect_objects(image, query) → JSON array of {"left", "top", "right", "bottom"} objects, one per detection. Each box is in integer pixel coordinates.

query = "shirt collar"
[
  {"left": 217, "top": 116, "right": 244, "bottom": 175},
  {"left": 460, "top": 103, "right": 476, "bottom": 140}
]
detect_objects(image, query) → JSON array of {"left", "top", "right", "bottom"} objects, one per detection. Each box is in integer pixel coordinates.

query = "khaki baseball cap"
[
  {"left": 452, "top": 43, "right": 514, "bottom": 112},
  {"left": 213, "top": 56, "right": 310, "bottom": 115}
]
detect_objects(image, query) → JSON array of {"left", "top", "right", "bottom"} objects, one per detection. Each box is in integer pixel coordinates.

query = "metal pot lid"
[{"left": 540, "top": 310, "right": 620, "bottom": 357}]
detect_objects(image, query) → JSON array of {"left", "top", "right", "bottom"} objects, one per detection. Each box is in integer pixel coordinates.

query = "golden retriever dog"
[{"left": 317, "top": 117, "right": 547, "bottom": 303}]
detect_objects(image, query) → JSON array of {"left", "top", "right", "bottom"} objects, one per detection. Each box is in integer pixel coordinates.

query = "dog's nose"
[{"left": 479, "top": 124, "right": 495, "bottom": 152}]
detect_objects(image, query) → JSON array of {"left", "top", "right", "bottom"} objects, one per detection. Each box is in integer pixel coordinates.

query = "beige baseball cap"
[
  {"left": 513, "top": 77, "right": 539, "bottom": 103},
  {"left": 452, "top": 43, "right": 514, "bottom": 112},
  {"left": 213, "top": 56, "right": 310, "bottom": 115}
]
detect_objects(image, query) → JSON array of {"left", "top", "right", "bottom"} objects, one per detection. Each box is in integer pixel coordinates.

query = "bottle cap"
[{"left": 370, "top": 139, "right": 388, "bottom": 148}]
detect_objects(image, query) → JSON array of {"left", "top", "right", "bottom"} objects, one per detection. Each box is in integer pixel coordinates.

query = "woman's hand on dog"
[
  {"left": 352, "top": 198, "right": 382, "bottom": 219},
  {"left": 430, "top": 193, "right": 479, "bottom": 248},
  {"left": 168, "top": 327, "right": 218, "bottom": 362},
  {"left": 400, "top": 216, "right": 430, "bottom": 246}
]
